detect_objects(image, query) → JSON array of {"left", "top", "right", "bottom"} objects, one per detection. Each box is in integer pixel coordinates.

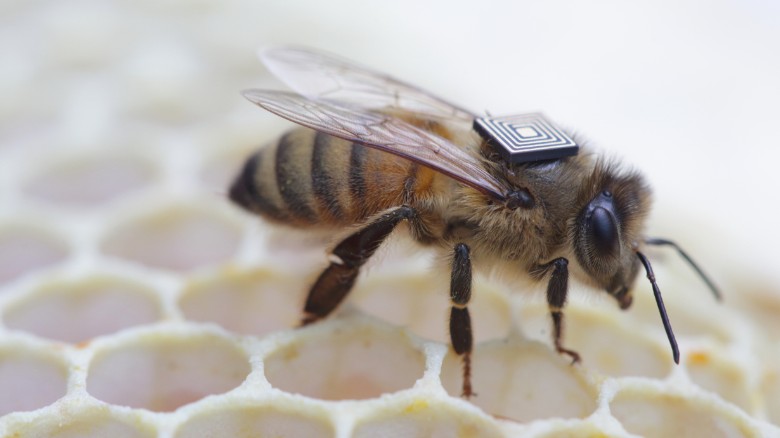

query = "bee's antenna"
[
  {"left": 645, "top": 238, "right": 722, "bottom": 301},
  {"left": 636, "top": 251, "right": 680, "bottom": 364}
]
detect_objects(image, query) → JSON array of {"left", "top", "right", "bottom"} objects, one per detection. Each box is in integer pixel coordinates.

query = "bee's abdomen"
[{"left": 229, "top": 129, "right": 421, "bottom": 227}]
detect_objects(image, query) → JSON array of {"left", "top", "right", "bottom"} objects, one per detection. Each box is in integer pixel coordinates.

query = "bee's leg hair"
[
  {"left": 539, "top": 257, "right": 581, "bottom": 364},
  {"left": 301, "top": 205, "right": 416, "bottom": 326},
  {"left": 449, "top": 243, "right": 475, "bottom": 398}
]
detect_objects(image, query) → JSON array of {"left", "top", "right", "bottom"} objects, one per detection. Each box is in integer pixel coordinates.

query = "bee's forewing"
[
  {"left": 260, "top": 47, "right": 476, "bottom": 123},
  {"left": 243, "top": 89, "right": 507, "bottom": 200}
]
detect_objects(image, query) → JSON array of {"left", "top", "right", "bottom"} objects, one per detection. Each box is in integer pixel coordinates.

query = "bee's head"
[{"left": 572, "top": 161, "right": 652, "bottom": 308}]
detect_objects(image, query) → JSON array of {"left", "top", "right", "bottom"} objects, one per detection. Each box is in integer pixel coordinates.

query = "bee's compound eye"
[{"left": 589, "top": 206, "right": 620, "bottom": 257}]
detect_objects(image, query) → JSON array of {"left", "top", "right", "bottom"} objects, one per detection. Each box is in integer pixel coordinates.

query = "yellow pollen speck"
[
  {"left": 404, "top": 399, "right": 429, "bottom": 413},
  {"left": 688, "top": 351, "right": 711, "bottom": 365}
]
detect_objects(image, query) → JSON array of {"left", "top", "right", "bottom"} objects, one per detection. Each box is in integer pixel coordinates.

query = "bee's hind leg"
[
  {"left": 449, "top": 243, "right": 475, "bottom": 398},
  {"left": 538, "top": 257, "right": 581, "bottom": 364},
  {"left": 301, "top": 205, "right": 416, "bottom": 326}
]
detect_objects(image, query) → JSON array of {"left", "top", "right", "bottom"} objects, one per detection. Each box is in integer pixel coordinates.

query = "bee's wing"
[
  {"left": 243, "top": 89, "right": 508, "bottom": 200},
  {"left": 260, "top": 47, "right": 475, "bottom": 123}
]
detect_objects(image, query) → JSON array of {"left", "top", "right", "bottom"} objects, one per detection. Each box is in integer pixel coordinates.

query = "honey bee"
[{"left": 229, "top": 47, "right": 720, "bottom": 398}]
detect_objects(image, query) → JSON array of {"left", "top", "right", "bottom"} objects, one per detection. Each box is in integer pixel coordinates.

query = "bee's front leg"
[
  {"left": 538, "top": 257, "right": 581, "bottom": 364},
  {"left": 449, "top": 243, "right": 474, "bottom": 398}
]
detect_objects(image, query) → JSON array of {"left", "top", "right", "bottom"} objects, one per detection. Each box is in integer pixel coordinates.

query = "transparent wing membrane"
[{"left": 242, "top": 89, "right": 508, "bottom": 199}]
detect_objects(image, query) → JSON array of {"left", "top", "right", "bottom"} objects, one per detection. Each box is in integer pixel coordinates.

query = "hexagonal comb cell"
[
  {"left": 86, "top": 331, "right": 250, "bottom": 411},
  {"left": 353, "top": 273, "right": 511, "bottom": 344},
  {"left": 3, "top": 275, "right": 163, "bottom": 343},
  {"left": 101, "top": 205, "right": 241, "bottom": 271},
  {"left": 21, "top": 153, "right": 154, "bottom": 207},
  {"left": 0, "top": 224, "right": 69, "bottom": 286},
  {"left": 440, "top": 340, "right": 598, "bottom": 423},
  {"left": 174, "top": 404, "right": 335, "bottom": 438},
  {"left": 352, "top": 399, "right": 504, "bottom": 438},
  {"left": 517, "top": 303, "right": 673, "bottom": 379},
  {"left": 685, "top": 350, "right": 753, "bottom": 413},
  {"left": 5, "top": 411, "right": 157, "bottom": 438},
  {"left": 264, "top": 319, "right": 426, "bottom": 400},
  {"left": 629, "top": 278, "right": 733, "bottom": 344},
  {"left": 610, "top": 388, "right": 754, "bottom": 437},
  {"left": 0, "top": 345, "right": 68, "bottom": 416},
  {"left": 180, "top": 268, "right": 304, "bottom": 336}
]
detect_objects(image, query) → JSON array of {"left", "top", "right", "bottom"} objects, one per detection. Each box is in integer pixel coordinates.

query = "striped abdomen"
[{"left": 229, "top": 128, "right": 439, "bottom": 228}]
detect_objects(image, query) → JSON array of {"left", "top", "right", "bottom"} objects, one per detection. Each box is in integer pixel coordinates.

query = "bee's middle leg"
[
  {"left": 301, "top": 205, "right": 416, "bottom": 326},
  {"left": 449, "top": 243, "right": 474, "bottom": 398},
  {"left": 539, "top": 257, "right": 581, "bottom": 364}
]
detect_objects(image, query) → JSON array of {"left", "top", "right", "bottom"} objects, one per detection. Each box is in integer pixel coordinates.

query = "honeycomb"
[{"left": 2, "top": 1, "right": 780, "bottom": 437}]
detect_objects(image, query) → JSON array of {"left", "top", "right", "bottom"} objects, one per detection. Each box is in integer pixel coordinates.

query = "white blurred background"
[{"left": 1, "top": 0, "right": 779, "bottom": 287}]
